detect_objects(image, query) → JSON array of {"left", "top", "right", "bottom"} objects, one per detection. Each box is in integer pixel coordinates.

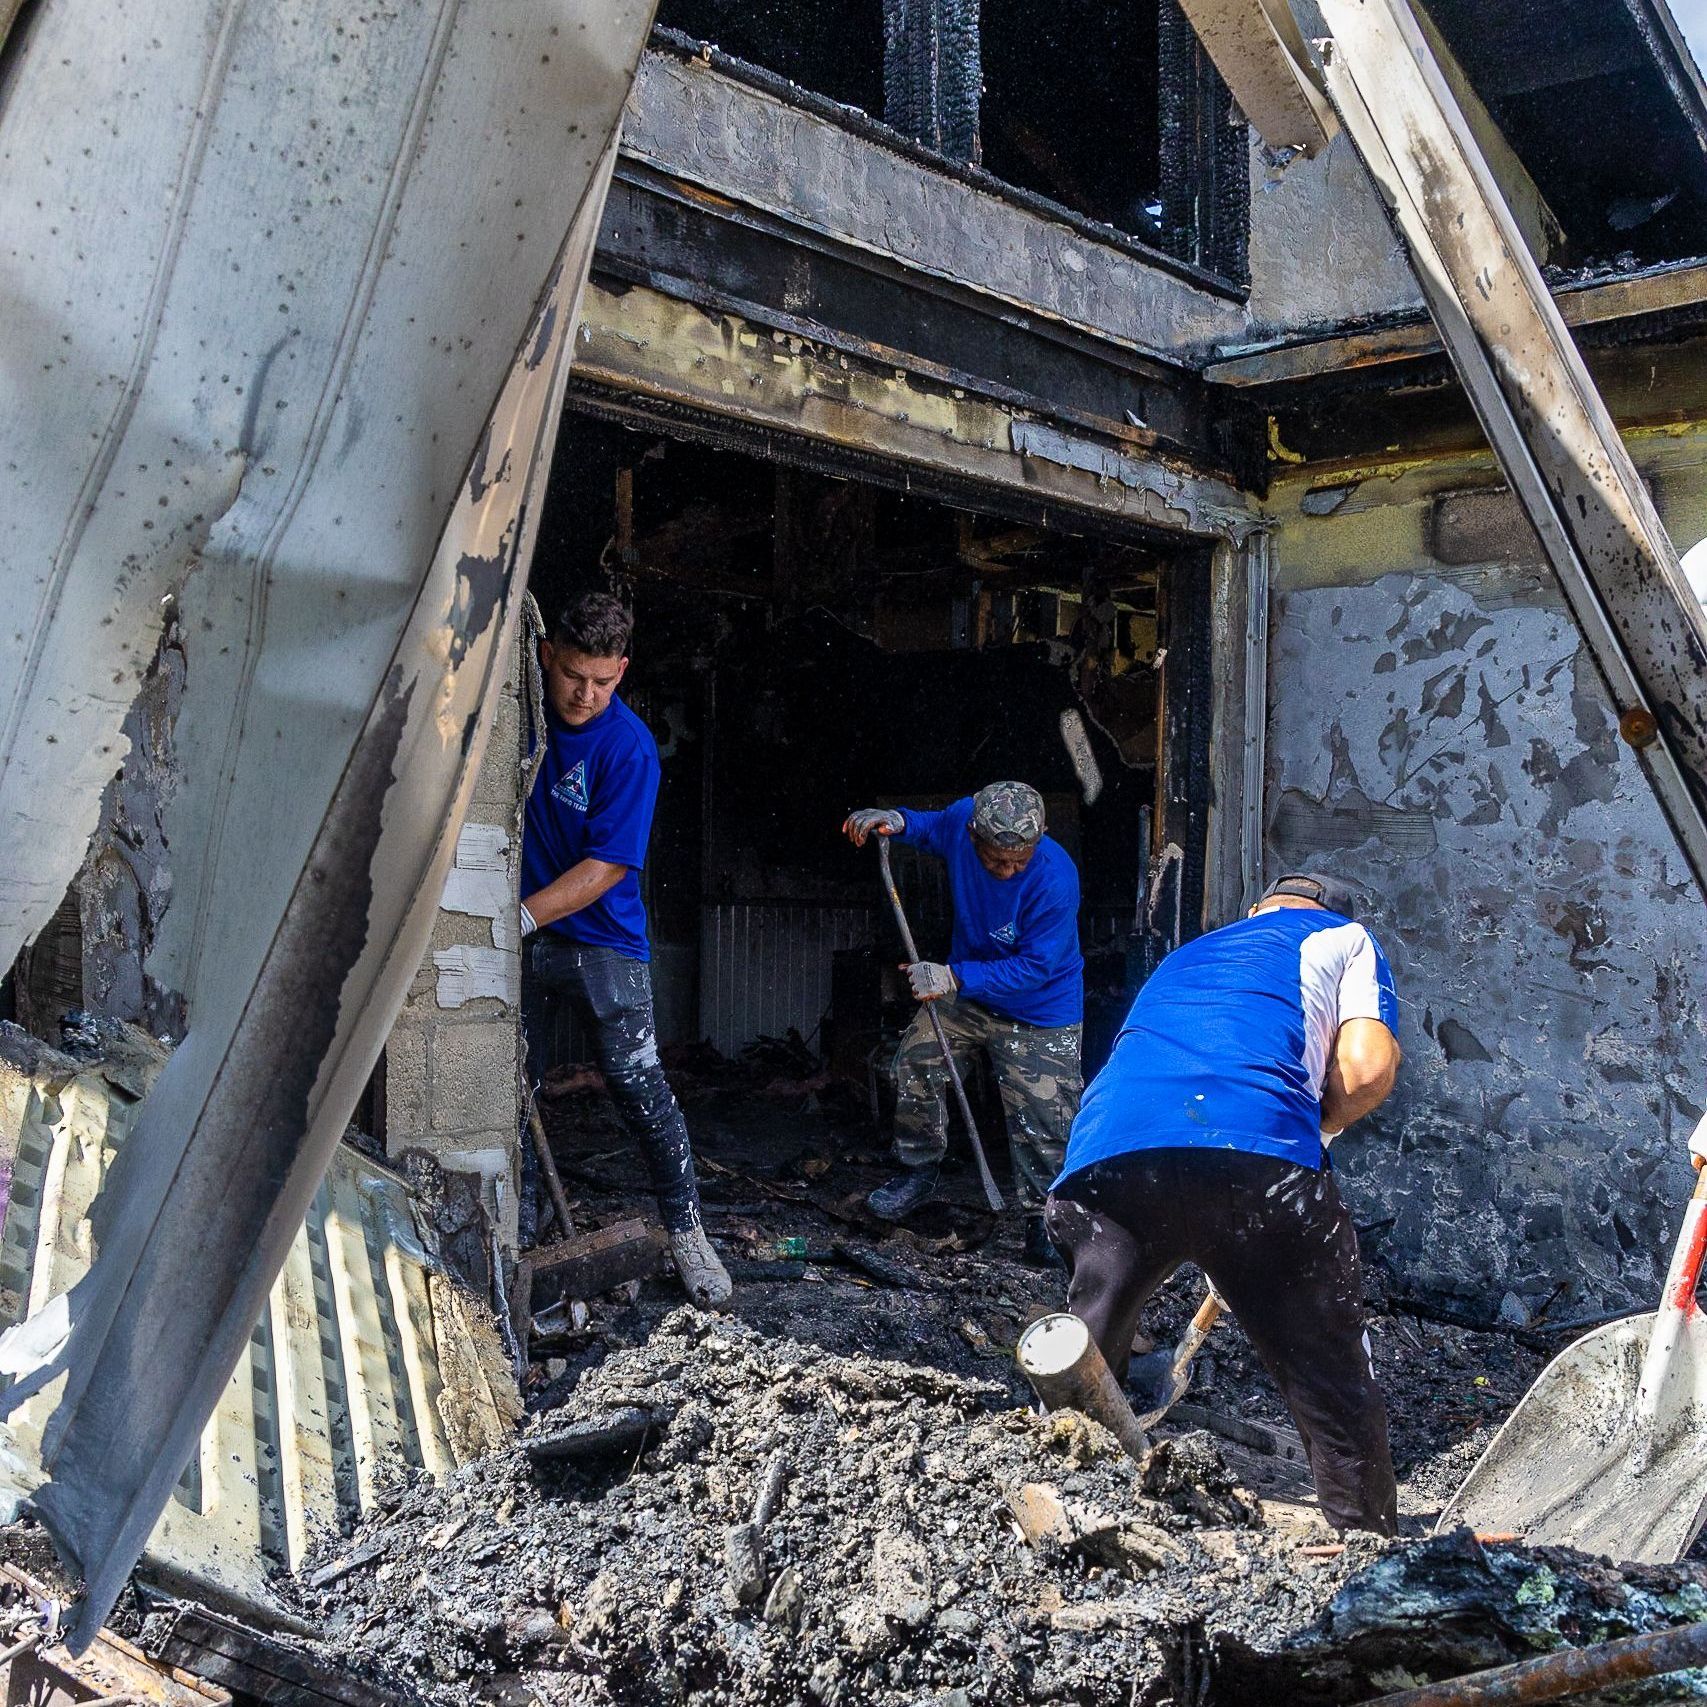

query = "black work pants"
[
  {"left": 1044, "top": 1147, "right": 1398, "bottom": 1536},
  {"left": 522, "top": 936, "right": 703, "bottom": 1235}
]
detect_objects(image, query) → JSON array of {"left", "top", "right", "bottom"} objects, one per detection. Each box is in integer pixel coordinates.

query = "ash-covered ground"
[{"left": 279, "top": 1052, "right": 1707, "bottom": 1705}]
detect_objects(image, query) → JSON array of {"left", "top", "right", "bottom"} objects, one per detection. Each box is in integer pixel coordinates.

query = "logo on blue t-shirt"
[
  {"left": 552, "top": 760, "right": 589, "bottom": 812},
  {"left": 989, "top": 920, "right": 1019, "bottom": 946}
]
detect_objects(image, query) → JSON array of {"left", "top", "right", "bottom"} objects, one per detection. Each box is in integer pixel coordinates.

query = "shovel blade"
[
  {"left": 1439, "top": 1310, "right": 1707, "bottom": 1563},
  {"left": 1130, "top": 1346, "right": 1190, "bottom": 1430}
]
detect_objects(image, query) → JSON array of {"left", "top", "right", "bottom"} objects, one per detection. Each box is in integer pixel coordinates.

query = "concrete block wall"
[{"left": 384, "top": 659, "right": 524, "bottom": 1243}]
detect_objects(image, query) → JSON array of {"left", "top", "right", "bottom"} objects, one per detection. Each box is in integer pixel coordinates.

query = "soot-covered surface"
[{"left": 270, "top": 1060, "right": 1707, "bottom": 1704}]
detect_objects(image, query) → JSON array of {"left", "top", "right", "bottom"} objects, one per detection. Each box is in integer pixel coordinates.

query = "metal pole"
[{"left": 1362, "top": 1617, "right": 1707, "bottom": 1707}]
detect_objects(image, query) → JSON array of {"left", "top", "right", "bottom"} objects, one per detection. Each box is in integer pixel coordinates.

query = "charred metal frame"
[
  {"left": 1313, "top": 0, "right": 1707, "bottom": 895},
  {"left": 594, "top": 164, "right": 1242, "bottom": 476}
]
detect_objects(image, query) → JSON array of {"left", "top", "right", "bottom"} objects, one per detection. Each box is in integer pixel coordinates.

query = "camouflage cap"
[{"left": 971, "top": 781, "right": 1046, "bottom": 848}]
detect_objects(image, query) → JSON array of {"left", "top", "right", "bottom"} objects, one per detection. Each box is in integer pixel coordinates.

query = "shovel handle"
[
  {"left": 877, "top": 838, "right": 1004, "bottom": 1214},
  {"left": 1635, "top": 1166, "right": 1707, "bottom": 1424},
  {"left": 1189, "top": 1293, "right": 1224, "bottom": 1336}
]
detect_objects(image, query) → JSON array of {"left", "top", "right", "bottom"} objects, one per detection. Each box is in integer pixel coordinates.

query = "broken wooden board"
[
  {"left": 522, "top": 1407, "right": 661, "bottom": 1465},
  {"left": 0, "top": 1563, "right": 230, "bottom": 1705},
  {"left": 428, "top": 1273, "right": 526, "bottom": 1463},
  {"left": 148, "top": 1600, "right": 420, "bottom": 1707},
  {"left": 529, "top": 1218, "right": 665, "bottom": 1301},
  {"left": 1167, "top": 1404, "right": 1315, "bottom": 1504}
]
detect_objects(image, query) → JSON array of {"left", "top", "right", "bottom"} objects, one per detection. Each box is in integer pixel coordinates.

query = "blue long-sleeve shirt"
[{"left": 895, "top": 799, "right": 1084, "bottom": 1027}]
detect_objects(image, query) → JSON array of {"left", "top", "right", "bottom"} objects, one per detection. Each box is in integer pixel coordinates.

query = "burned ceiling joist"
[{"left": 594, "top": 166, "right": 1248, "bottom": 480}]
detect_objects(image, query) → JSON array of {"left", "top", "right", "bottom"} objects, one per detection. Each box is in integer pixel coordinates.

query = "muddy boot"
[
  {"left": 669, "top": 1224, "right": 733, "bottom": 1308},
  {"left": 866, "top": 1164, "right": 939, "bottom": 1222},
  {"left": 1023, "top": 1213, "right": 1064, "bottom": 1270}
]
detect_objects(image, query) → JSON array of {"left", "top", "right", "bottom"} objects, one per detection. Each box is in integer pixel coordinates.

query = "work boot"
[
  {"left": 866, "top": 1165, "right": 940, "bottom": 1222},
  {"left": 1023, "top": 1213, "right": 1064, "bottom": 1270},
  {"left": 669, "top": 1223, "right": 733, "bottom": 1308}
]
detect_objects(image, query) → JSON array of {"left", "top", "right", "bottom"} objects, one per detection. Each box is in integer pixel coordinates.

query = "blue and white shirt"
[
  {"left": 521, "top": 696, "right": 660, "bottom": 960},
  {"left": 894, "top": 798, "right": 1084, "bottom": 1028},
  {"left": 1058, "top": 907, "right": 1398, "bottom": 1181}
]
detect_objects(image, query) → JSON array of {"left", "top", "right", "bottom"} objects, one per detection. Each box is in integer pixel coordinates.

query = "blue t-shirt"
[
  {"left": 1058, "top": 907, "right": 1399, "bottom": 1183},
  {"left": 895, "top": 799, "right": 1084, "bottom": 1028},
  {"left": 521, "top": 696, "right": 660, "bottom": 960}
]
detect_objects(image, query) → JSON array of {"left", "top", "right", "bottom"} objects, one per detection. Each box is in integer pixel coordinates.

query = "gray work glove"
[
  {"left": 906, "top": 961, "right": 957, "bottom": 1001},
  {"left": 519, "top": 901, "right": 539, "bottom": 937},
  {"left": 1690, "top": 1110, "right": 1707, "bottom": 1171},
  {"left": 844, "top": 806, "right": 905, "bottom": 846}
]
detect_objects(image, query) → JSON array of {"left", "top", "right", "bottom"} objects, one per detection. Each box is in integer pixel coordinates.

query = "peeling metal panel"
[
  {"left": 0, "top": 1026, "right": 513, "bottom": 1622},
  {"left": 0, "top": 0, "right": 654, "bottom": 1646},
  {"left": 1315, "top": 0, "right": 1707, "bottom": 895},
  {"left": 1009, "top": 422, "right": 1256, "bottom": 542}
]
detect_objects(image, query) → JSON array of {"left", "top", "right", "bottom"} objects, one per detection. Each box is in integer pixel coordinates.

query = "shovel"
[
  {"left": 1129, "top": 1288, "right": 1223, "bottom": 1429},
  {"left": 1437, "top": 1166, "right": 1707, "bottom": 1562}
]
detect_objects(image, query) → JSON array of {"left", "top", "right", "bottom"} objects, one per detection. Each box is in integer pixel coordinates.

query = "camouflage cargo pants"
[{"left": 893, "top": 997, "right": 1082, "bottom": 1209}]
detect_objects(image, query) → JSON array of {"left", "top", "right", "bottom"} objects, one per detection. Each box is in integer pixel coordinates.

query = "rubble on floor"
[{"left": 288, "top": 1309, "right": 1707, "bottom": 1706}]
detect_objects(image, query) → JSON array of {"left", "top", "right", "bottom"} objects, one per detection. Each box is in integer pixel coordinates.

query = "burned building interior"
[
  {"left": 8, "top": 0, "right": 1707, "bottom": 1703},
  {"left": 528, "top": 414, "right": 1210, "bottom": 1085}
]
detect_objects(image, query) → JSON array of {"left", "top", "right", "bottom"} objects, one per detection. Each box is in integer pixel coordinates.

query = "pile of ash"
[
  {"left": 291, "top": 1309, "right": 1367, "bottom": 1703},
  {"left": 291, "top": 1310, "right": 1707, "bottom": 1706}
]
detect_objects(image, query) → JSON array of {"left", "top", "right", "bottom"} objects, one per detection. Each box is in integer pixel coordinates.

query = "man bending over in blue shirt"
[
  {"left": 520, "top": 587, "right": 731, "bottom": 1308},
  {"left": 1046, "top": 873, "right": 1402, "bottom": 1534},
  {"left": 843, "top": 782, "right": 1084, "bottom": 1266}
]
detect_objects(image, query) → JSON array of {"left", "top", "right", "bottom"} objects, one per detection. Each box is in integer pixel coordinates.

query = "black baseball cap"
[{"left": 1260, "top": 872, "right": 1357, "bottom": 917}]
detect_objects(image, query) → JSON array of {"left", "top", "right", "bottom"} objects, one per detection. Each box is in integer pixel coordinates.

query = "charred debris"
[{"left": 7, "top": 0, "right": 1707, "bottom": 1701}]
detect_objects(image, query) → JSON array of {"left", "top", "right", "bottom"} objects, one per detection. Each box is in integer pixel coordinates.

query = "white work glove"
[
  {"left": 519, "top": 901, "right": 539, "bottom": 938},
  {"left": 1689, "top": 1110, "right": 1707, "bottom": 1170},
  {"left": 845, "top": 807, "right": 906, "bottom": 845},
  {"left": 906, "top": 961, "right": 957, "bottom": 1001}
]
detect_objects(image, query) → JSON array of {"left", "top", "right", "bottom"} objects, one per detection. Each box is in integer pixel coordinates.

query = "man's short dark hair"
[{"left": 552, "top": 588, "right": 633, "bottom": 658}]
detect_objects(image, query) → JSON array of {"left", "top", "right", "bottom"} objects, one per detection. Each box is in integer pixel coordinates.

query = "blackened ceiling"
[{"left": 1425, "top": 0, "right": 1707, "bottom": 266}]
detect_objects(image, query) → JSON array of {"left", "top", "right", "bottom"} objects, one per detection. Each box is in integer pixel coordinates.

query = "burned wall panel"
[{"left": 1264, "top": 446, "right": 1707, "bottom": 1316}]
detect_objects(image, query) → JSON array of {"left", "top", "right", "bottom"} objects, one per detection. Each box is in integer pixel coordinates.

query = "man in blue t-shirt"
[
  {"left": 520, "top": 587, "right": 730, "bottom": 1308},
  {"left": 843, "top": 782, "right": 1084, "bottom": 1264},
  {"left": 1045, "top": 872, "right": 1403, "bottom": 1534}
]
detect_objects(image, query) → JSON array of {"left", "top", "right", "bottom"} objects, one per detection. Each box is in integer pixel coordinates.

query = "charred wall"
[{"left": 1264, "top": 431, "right": 1707, "bottom": 1317}]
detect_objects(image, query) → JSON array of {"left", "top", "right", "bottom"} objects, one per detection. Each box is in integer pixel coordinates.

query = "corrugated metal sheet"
[
  {"left": 0, "top": 1025, "right": 520, "bottom": 1622},
  {"left": 699, "top": 905, "right": 877, "bottom": 1056}
]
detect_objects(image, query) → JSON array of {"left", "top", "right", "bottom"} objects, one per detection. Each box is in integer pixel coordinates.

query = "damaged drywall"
[{"left": 1264, "top": 452, "right": 1707, "bottom": 1316}]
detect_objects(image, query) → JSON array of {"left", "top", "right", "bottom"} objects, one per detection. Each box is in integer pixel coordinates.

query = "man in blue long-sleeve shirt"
[{"left": 843, "top": 782, "right": 1084, "bottom": 1264}]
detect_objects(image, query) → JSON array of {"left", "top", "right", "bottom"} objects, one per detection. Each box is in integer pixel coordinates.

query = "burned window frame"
[{"left": 648, "top": 1, "right": 1252, "bottom": 293}]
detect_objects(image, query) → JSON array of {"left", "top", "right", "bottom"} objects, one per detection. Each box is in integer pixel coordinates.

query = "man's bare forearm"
[
  {"left": 1320, "top": 1017, "right": 1401, "bottom": 1133},
  {"left": 523, "top": 858, "right": 628, "bottom": 930}
]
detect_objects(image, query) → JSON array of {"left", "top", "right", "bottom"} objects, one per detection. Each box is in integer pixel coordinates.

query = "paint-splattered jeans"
[
  {"left": 1046, "top": 1148, "right": 1397, "bottom": 1535},
  {"left": 522, "top": 937, "right": 704, "bottom": 1235},
  {"left": 893, "top": 996, "right": 1082, "bottom": 1210}
]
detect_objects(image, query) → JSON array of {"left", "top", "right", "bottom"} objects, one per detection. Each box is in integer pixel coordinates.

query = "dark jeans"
[
  {"left": 1045, "top": 1148, "right": 1398, "bottom": 1536},
  {"left": 522, "top": 935, "right": 703, "bottom": 1235}
]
